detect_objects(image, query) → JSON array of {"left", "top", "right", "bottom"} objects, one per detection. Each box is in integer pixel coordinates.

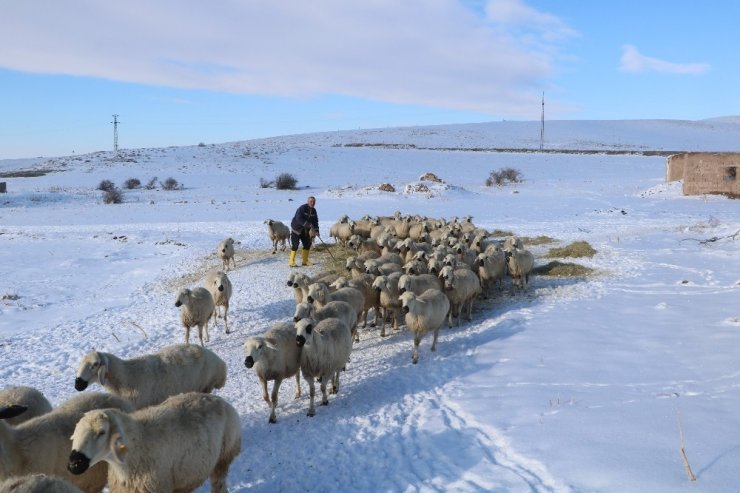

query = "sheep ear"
[
  {"left": 97, "top": 355, "right": 108, "bottom": 386},
  {"left": 0, "top": 405, "right": 28, "bottom": 420},
  {"left": 110, "top": 432, "right": 129, "bottom": 464},
  {"left": 264, "top": 340, "right": 278, "bottom": 351}
]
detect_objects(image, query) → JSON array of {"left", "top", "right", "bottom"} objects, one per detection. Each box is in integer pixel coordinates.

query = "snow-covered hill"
[{"left": 1, "top": 119, "right": 739, "bottom": 492}]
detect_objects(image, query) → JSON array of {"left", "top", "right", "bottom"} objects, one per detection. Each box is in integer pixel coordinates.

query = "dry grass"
[
  {"left": 311, "top": 241, "right": 355, "bottom": 276},
  {"left": 489, "top": 229, "right": 516, "bottom": 237},
  {"left": 533, "top": 261, "right": 595, "bottom": 277},
  {"left": 522, "top": 235, "right": 557, "bottom": 245},
  {"left": 545, "top": 240, "right": 597, "bottom": 258}
]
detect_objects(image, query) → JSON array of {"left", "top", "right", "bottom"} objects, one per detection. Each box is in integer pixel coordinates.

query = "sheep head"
[
  {"left": 75, "top": 351, "right": 109, "bottom": 391},
  {"left": 69, "top": 410, "right": 127, "bottom": 474}
]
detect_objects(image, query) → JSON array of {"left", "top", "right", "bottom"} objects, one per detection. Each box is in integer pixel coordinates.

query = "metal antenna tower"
[
  {"left": 112, "top": 114, "right": 119, "bottom": 152},
  {"left": 539, "top": 92, "right": 545, "bottom": 151}
]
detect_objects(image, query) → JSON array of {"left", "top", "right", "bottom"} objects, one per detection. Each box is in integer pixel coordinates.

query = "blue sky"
[{"left": 1, "top": 0, "right": 737, "bottom": 159}]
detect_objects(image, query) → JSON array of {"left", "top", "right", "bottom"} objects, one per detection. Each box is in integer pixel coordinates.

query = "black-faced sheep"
[
  {"left": 0, "top": 392, "right": 133, "bottom": 493},
  {"left": 74, "top": 344, "right": 226, "bottom": 410},
  {"left": 397, "top": 273, "right": 442, "bottom": 296},
  {"left": 293, "top": 301, "right": 358, "bottom": 337},
  {"left": 399, "top": 289, "right": 450, "bottom": 364},
  {"left": 438, "top": 265, "right": 481, "bottom": 327},
  {"left": 243, "top": 322, "right": 303, "bottom": 424},
  {"left": 295, "top": 318, "right": 353, "bottom": 417},
  {"left": 204, "top": 270, "right": 233, "bottom": 334},
  {"left": 476, "top": 249, "right": 507, "bottom": 297},
  {"left": 264, "top": 219, "right": 290, "bottom": 254},
  {"left": 306, "top": 283, "right": 365, "bottom": 325},
  {"left": 217, "top": 237, "right": 236, "bottom": 270},
  {"left": 0, "top": 387, "right": 51, "bottom": 426},
  {"left": 175, "top": 286, "right": 215, "bottom": 346},
  {"left": 330, "top": 275, "right": 379, "bottom": 333},
  {"left": 68, "top": 392, "right": 241, "bottom": 493},
  {"left": 371, "top": 272, "right": 403, "bottom": 337},
  {"left": 505, "top": 246, "right": 535, "bottom": 292},
  {"left": 329, "top": 219, "right": 355, "bottom": 247}
]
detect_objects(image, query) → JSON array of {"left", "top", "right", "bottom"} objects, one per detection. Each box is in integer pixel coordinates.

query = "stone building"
[{"left": 666, "top": 152, "right": 739, "bottom": 197}]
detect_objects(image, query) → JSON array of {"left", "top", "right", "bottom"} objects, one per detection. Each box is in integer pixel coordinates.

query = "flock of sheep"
[
  {"left": 246, "top": 212, "right": 535, "bottom": 422},
  {"left": 0, "top": 211, "right": 535, "bottom": 493}
]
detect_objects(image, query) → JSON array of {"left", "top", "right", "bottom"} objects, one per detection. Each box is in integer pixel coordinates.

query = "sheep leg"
[
  {"left": 320, "top": 376, "right": 329, "bottom": 405},
  {"left": 197, "top": 325, "right": 205, "bottom": 347},
  {"left": 307, "top": 376, "right": 316, "bottom": 417},
  {"left": 203, "top": 319, "right": 210, "bottom": 343},
  {"left": 269, "top": 379, "right": 282, "bottom": 424},
  {"left": 223, "top": 302, "right": 230, "bottom": 334},
  {"left": 412, "top": 333, "right": 421, "bottom": 364},
  {"left": 431, "top": 327, "right": 439, "bottom": 352},
  {"left": 183, "top": 324, "right": 191, "bottom": 344},
  {"left": 330, "top": 371, "right": 339, "bottom": 395},
  {"left": 294, "top": 373, "right": 302, "bottom": 399},
  {"left": 210, "top": 457, "right": 232, "bottom": 493},
  {"left": 259, "top": 378, "right": 270, "bottom": 404},
  {"left": 379, "top": 307, "right": 387, "bottom": 337}
]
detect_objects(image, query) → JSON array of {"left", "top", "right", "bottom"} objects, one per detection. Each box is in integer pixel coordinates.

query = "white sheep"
[
  {"left": 243, "top": 321, "right": 303, "bottom": 424},
  {"left": 330, "top": 275, "right": 378, "bottom": 333},
  {"left": 399, "top": 289, "right": 450, "bottom": 364},
  {"left": 0, "top": 473, "right": 83, "bottom": 493},
  {"left": 295, "top": 318, "right": 353, "bottom": 417},
  {"left": 204, "top": 270, "right": 233, "bottom": 334},
  {"left": 217, "top": 237, "right": 236, "bottom": 270},
  {"left": 293, "top": 301, "right": 358, "bottom": 336},
  {"left": 0, "top": 387, "right": 51, "bottom": 426},
  {"left": 397, "top": 273, "right": 442, "bottom": 296},
  {"left": 0, "top": 392, "right": 133, "bottom": 493},
  {"left": 329, "top": 219, "right": 355, "bottom": 247},
  {"left": 264, "top": 219, "right": 290, "bottom": 254},
  {"left": 371, "top": 272, "right": 403, "bottom": 337},
  {"left": 68, "top": 392, "right": 241, "bottom": 493},
  {"left": 505, "top": 246, "right": 535, "bottom": 292},
  {"left": 290, "top": 272, "right": 339, "bottom": 305},
  {"left": 403, "top": 258, "right": 428, "bottom": 275},
  {"left": 364, "top": 258, "right": 403, "bottom": 277},
  {"left": 306, "top": 283, "right": 365, "bottom": 324},
  {"left": 476, "top": 249, "right": 507, "bottom": 296},
  {"left": 438, "top": 265, "right": 481, "bottom": 327},
  {"left": 503, "top": 235, "right": 524, "bottom": 251},
  {"left": 175, "top": 286, "right": 215, "bottom": 346},
  {"left": 74, "top": 344, "right": 227, "bottom": 410}
]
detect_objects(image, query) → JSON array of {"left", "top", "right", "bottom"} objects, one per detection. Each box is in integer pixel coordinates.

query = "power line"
[
  {"left": 111, "top": 114, "right": 120, "bottom": 152},
  {"left": 540, "top": 92, "right": 545, "bottom": 151}
]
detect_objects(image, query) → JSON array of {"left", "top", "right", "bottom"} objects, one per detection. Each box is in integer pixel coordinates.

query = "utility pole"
[
  {"left": 111, "top": 114, "right": 119, "bottom": 152},
  {"left": 539, "top": 92, "right": 545, "bottom": 151}
]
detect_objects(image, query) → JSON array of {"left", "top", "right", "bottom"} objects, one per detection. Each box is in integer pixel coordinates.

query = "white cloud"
[
  {"left": 620, "top": 45, "right": 710, "bottom": 75},
  {"left": 0, "top": 0, "right": 576, "bottom": 118},
  {"left": 484, "top": 0, "right": 578, "bottom": 41}
]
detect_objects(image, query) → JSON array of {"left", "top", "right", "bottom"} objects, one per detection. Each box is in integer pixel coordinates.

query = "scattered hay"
[
  {"left": 419, "top": 172, "right": 444, "bottom": 183},
  {"left": 378, "top": 183, "right": 396, "bottom": 192},
  {"left": 522, "top": 235, "right": 557, "bottom": 245},
  {"left": 533, "top": 261, "right": 595, "bottom": 277},
  {"left": 489, "top": 229, "right": 516, "bottom": 237},
  {"left": 312, "top": 243, "right": 355, "bottom": 276},
  {"left": 545, "top": 241, "right": 596, "bottom": 258}
]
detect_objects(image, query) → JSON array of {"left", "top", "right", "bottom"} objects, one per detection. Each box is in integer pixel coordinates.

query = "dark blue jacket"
[{"left": 291, "top": 204, "right": 319, "bottom": 234}]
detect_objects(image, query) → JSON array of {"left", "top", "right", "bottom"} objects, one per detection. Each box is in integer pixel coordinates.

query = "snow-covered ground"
[{"left": 1, "top": 119, "right": 739, "bottom": 492}]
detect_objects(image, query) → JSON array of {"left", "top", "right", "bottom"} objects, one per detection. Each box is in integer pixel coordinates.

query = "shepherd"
[{"left": 289, "top": 195, "right": 320, "bottom": 267}]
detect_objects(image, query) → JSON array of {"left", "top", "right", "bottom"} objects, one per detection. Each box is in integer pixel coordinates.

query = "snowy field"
[{"left": 1, "top": 119, "right": 739, "bottom": 492}]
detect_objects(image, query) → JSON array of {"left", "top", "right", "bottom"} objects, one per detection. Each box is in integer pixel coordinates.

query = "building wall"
[{"left": 666, "top": 152, "right": 740, "bottom": 197}]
